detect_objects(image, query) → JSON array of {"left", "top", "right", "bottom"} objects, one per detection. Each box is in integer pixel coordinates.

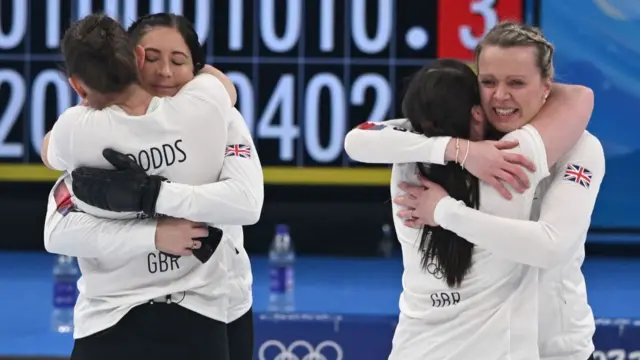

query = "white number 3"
[{"left": 459, "top": 0, "right": 499, "bottom": 51}]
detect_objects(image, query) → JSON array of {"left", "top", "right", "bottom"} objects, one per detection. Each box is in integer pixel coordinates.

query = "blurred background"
[{"left": 0, "top": 0, "right": 639, "bottom": 359}]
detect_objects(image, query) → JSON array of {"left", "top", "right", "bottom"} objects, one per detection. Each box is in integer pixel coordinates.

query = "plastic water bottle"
[
  {"left": 52, "top": 255, "right": 79, "bottom": 333},
  {"left": 378, "top": 223, "right": 395, "bottom": 258},
  {"left": 268, "top": 224, "right": 295, "bottom": 312}
]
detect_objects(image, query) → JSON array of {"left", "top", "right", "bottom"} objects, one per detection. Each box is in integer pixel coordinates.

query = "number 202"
[{"left": 0, "top": 69, "right": 73, "bottom": 159}]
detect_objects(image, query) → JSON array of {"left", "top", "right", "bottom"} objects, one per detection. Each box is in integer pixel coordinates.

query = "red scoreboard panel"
[{"left": 438, "top": 0, "right": 525, "bottom": 61}]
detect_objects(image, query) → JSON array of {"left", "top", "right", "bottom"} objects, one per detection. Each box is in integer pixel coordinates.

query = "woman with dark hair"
[
  {"left": 41, "top": 12, "right": 262, "bottom": 360},
  {"left": 127, "top": 14, "right": 258, "bottom": 360},
  {"left": 345, "top": 55, "right": 594, "bottom": 359},
  {"left": 126, "top": 13, "right": 206, "bottom": 94}
]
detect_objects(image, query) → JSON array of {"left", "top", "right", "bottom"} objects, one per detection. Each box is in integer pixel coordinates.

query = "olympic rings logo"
[
  {"left": 258, "top": 339, "right": 343, "bottom": 360},
  {"left": 426, "top": 262, "right": 444, "bottom": 279}
]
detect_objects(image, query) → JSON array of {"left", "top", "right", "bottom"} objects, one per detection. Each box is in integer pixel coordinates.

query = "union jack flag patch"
[
  {"left": 357, "top": 122, "right": 385, "bottom": 131},
  {"left": 53, "top": 181, "right": 74, "bottom": 216},
  {"left": 225, "top": 144, "right": 251, "bottom": 158},
  {"left": 563, "top": 164, "right": 592, "bottom": 188}
]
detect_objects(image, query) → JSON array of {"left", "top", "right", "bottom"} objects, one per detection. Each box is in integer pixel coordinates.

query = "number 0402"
[{"left": 229, "top": 72, "right": 392, "bottom": 164}]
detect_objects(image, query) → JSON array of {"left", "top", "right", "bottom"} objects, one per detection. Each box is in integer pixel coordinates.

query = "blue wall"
[{"left": 541, "top": 0, "right": 640, "bottom": 230}]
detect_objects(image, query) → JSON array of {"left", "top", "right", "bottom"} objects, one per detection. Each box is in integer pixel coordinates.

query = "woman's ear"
[
  {"left": 68, "top": 77, "right": 87, "bottom": 99},
  {"left": 471, "top": 105, "right": 484, "bottom": 123},
  {"left": 470, "top": 105, "right": 486, "bottom": 141},
  {"left": 542, "top": 79, "right": 552, "bottom": 102},
  {"left": 134, "top": 45, "right": 145, "bottom": 70}
]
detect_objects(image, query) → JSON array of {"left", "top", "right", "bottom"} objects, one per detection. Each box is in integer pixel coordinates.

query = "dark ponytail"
[
  {"left": 61, "top": 13, "right": 138, "bottom": 94},
  {"left": 401, "top": 60, "right": 481, "bottom": 287}
]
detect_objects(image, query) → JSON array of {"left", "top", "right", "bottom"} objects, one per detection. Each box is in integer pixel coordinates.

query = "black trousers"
[
  {"left": 71, "top": 303, "right": 230, "bottom": 360},
  {"left": 228, "top": 307, "right": 254, "bottom": 360}
]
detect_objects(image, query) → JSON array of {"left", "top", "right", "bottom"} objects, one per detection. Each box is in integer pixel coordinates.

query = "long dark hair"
[
  {"left": 127, "top": 13, "right": 204, "bottom": 74},
  {"left": 401, "top": 59, "right": 481, "bottom": 287}
]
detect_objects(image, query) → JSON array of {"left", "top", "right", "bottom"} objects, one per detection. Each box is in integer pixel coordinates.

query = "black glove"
[
  {"left": 192, "top": 226, "right": 224, "bottom": 263},
  {"left": 71, "top": 148, "right": 165, "bottom": 216}
]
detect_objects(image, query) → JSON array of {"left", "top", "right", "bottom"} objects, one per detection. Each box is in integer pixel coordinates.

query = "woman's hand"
[
  {"left": 393, "top": 177, "right": 450, "bottom": 228},
  {"left": 458, "top": 139, "right": 536, "bottom": 199}
]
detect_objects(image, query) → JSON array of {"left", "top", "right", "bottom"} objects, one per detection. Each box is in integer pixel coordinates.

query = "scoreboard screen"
[{"left": 0, "top": 0, "right": 523, "bottom": 184}]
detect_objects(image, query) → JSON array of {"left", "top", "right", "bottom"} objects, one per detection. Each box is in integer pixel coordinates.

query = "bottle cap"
[{"left": 276, "top": 224, "right": 290, "bottom": 235}]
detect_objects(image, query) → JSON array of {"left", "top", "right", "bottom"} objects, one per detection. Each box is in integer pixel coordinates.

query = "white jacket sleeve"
[
  {"left": 43, "top": 176, "right": 157, "bottom": 258},
  {"left": 344, "top": 119, "right": 451, "bottom": 165},
  {"left": 434, "top": 132, "right": 605, "bottom": 269},
  {"left": 154, "top": 109, "right": 264, "bottom": 225},
  {"left": 46, "top": 106, "right": 93, "bottom": 171}
]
